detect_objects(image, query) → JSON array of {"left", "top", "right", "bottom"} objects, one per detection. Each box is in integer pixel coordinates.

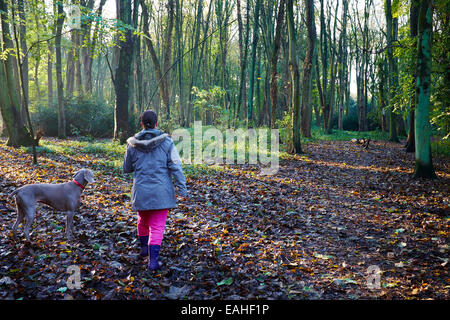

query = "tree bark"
[
  {"left": 287, "top": 0, "right": 301, "bottom": 154},
  {"left": 113, "top": 0, "right": 133, "bottom": 143},
  {"left": 338, "top": 0, "right": 348, "bottom": 131},
  {"left": 406, "top": 0, "right": 419, "bottom": 152},
  {"left": 269, "top": 0, "right": 285, "bottom": 128},
  {"left": 175, "top": 0, "right": 184, "bottom": 125},
  {"left": 17, "top": 0, "right": 28, "bottom": 118},
  {"left": 47, "top": 41, "right": 53, "bottom": 108},
  {"left": 385, "top": 0, "right": 399, "bottom": 142},
  {"left": 162, "top": 0, "right": 175, "bottom": 120},
  {"left": 81, "top": 0, "right": 100, "bottom": 94},
  {"left": 237, "top": 0, "right": 250, "bottom": 122},
  {"left": 300, "top": 0, "right": 316, "bottom": 137},
  {"left": 55, "top": 0, "right": 66, "bottom": 138},
  {"left": 414, "top": 0, "right": 436, "bottom": 178},
  {"left": 247, "top": 0, "right": 261, "bottom": 126},
  {"left": 0, "top": 0, "right": 33, "bottom": 147}
]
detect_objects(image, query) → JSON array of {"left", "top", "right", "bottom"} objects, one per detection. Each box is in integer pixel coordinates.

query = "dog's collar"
[{"left": 72, "top": 179, "right": 85, "bottom": 190}]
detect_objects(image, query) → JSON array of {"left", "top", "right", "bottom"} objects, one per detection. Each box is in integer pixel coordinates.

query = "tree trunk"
[
  {"left": 55, "top": 0, "right": 66, "bottom": 138},
  {"left": 414, "top": 0, "right": 436, "bottom": 178},
  {"left": 18, "top": 0, "right": 28, "bottom": 118},
  {"left": 0, "top": 0, "right": 33, "bottom": 147},
  {"left": 237, "top": 0, "right": 250, "bottom": 123},
  {"left": 113, "top": 0, "right": 133, "bottom": 143},
  {"left": 317, "top": 0, "right": 330, "bottom": 132},
  {"left": 80, "top": 0, "right": 98, "bottom": 94},
  {"left": 66, "top": 31, "right": 76, "bottom": 98},
  {"left": 300, "top": 0, "right": 315, "bottom": 137},
  {"left": 47, "top": 42, "right": 53, "bottom": 108},
  {"left": 162, "top": 0, "right": 175, "bottom": 120},
  {"left": 175, "top": 0, "right": 184, "bottom": 125},
  {"left": 287, "top": 0, "right": 301, "bottom": 154},
  {"left": 269, "top": 0, "right": 285, "bottom": 128},
  {"left": 406, "top": 0, "right": 419, "bottom": 152},
  {"left": 385, "top": 0, "right": 399, "bottom": 142},
  {"left": 338, "top": 0, "right": 348, "bottom": 131},
  {"left": 247, "top": 0, "right": 261, "bottom": 126},
  {"left": 377, "top": 58, "right": 388, "bottom": 133}
]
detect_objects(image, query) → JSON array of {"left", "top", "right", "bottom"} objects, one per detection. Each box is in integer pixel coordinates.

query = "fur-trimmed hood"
[{"left": 127, "top": 129, "right": 169, "bottom": 153}]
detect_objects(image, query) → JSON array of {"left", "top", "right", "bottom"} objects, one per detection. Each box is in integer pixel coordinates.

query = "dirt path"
[{"left": 0, "top": 139, "right": 448, "bottom": 299}]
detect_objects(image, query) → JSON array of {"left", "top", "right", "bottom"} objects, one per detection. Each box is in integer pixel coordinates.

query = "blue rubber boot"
[
  {"left": 148, "top": 245, "right": 162, "bottom": 271},
  {"left": 138, "top": 235, "right": 149, "bottom": 258}
]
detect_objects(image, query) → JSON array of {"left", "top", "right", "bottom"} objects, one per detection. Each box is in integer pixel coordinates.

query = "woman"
[{"left": 123, "top": 110, "right": 187, "bottom": 271}]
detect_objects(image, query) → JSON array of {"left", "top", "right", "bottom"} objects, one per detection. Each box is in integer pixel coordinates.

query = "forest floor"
[{"left": 0, "top": 137, "right": 448, "bottom": 300}]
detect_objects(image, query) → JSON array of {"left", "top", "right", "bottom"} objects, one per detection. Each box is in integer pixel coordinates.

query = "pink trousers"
[{"left": 137, "top": 209, "right": 169, "bottom": 245}]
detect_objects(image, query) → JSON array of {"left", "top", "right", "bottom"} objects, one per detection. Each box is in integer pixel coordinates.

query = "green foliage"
[
  {"left": 342, "top": 99, "right": 360, "bottom": 131},
  {"left": 431, "top": 137, "right": 450, "bottom": 157},
  {"left": 32, "top": 96, "right": 113, "bottom": 137},
  {"left": 192, "top": 86, "right": 227, "bottom": 126},
  {"left": 342, "top": 112, "right": 359, "bottom": 131},
  {"left": 275, "top": 111, "right": 293, "bottom": 150},
  {"left": 305, "top": 125, "right": 389, "bottom": 142},
  {"left": 430, "top": 1, "right": 450, "bottom": 141}
]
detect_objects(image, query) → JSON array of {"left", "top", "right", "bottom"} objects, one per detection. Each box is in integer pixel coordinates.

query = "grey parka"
[{"left": 123, "top": 129, "right": 187, "bottom": 211}]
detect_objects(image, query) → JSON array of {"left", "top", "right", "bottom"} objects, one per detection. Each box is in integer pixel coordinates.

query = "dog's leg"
[
  {"left": 23, "top": 206, "right": 36, "bottom": 242},
  {"left": 66, "top": 211, "right": 76, "bottom": 241},
  {"left": 12, "top": 203, "right": 24, "bottom": 240}
]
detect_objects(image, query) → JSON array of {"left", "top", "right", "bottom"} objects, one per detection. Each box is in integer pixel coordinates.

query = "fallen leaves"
[{"left": 0, "top": 138, "right": 448, "bottom": 299}]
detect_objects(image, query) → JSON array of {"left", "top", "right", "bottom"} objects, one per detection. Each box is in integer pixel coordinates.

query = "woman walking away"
[{"left": 123, "top": 110, "right": 187, "bottom": 271}]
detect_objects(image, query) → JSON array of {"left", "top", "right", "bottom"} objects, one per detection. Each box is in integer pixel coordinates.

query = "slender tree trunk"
[
  {"left": 414, "top": 0, "right": 436, "bottom": 178},
  {"left": 54, "top": 0, "right": 66, "bottom": 138},
  {"left": 317, "top": 0, "right": 330, "bottom": 132},
  {"left": 162, "top": 0, "right": 175, "bottom": 120},
  {"left": 75, "top": 31, "right": 83, "bottom": 95},
  {"left": 175, "top": 0, "right": 184, "bottom": 125},
  {"left": 80, "top": 0, "right": 99, "bottom": 94},
  {"left": 300, "top": 0, "right": 316, "bottom": 137},
  {"left": 406, "top": 0, "right": 419, "bottom": 152},
  {"left": 247, "top": 0, "right": 261, "bottom": 126},
  {"left": 287, "top": 0, "right": 301, "bottom": 154},
  {"left": 135, "top": 17, "right": 143, "bottom": 115},
  {"left": 0, "top": 0, "right": 33, "bottom": 147},
  {"left": 12, "top": 2, "right": 37, "bottom": 163},
  {"left": 386, "top": 0, "right": 399, "bottom": 142},
  {"left": 47, "top": 42, "right": 53, "bottom": 108},
  {"left": 270, "top": 0, "right": 285, "bottom": 128},
  {"left": 66, "top": 31, "right": 76, "bottom": 98},
  {"left": 32, "top": 1, "right": 42, "bottom": 103},
  {"left": 114, "top": 0, "right": 133, "bottom": 143},
  {"left": 18, "top": 0, "right": 28, "bottom": 118},
  {"left": 236, "top": 0, "right": 244, "bottom": 122},
  {"left": 338, "top": 0, "right": 348, "bottom": 131},
  {"left": 237, "top": 0, "right": 250, "bottom": 122},
  {"left": 377, "top": 58, "right": 388, "bottom": 133}
]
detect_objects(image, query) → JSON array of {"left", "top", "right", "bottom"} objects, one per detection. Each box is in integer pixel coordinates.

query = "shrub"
[
  {"left": 342, "top": 112, "right": 359, "bottom": 131},
  {"left": 32, "top": 96, "right": 114, "bottom": 137}
]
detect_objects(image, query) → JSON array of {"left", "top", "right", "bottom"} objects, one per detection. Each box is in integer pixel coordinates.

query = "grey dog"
[{"left": 8, "top": 169, "right": 95, "bottom": 241}]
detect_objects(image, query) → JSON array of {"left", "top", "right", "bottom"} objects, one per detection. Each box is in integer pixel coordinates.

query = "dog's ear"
[
  {"left": 72, "top": 170, "right": 81, "bottom": 179},
  {"left": 84, "top": 170, "right": 95, "bottom": 183}
]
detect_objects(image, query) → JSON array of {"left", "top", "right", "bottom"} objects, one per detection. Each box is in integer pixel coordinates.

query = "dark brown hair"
[{"left": 140, "top": 110, "right": 158, "bottom": 129}]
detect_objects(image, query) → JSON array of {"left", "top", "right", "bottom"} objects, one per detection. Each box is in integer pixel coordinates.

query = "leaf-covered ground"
[{"left": 0, "top": 138, "right": 448, "bottom": 299}]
